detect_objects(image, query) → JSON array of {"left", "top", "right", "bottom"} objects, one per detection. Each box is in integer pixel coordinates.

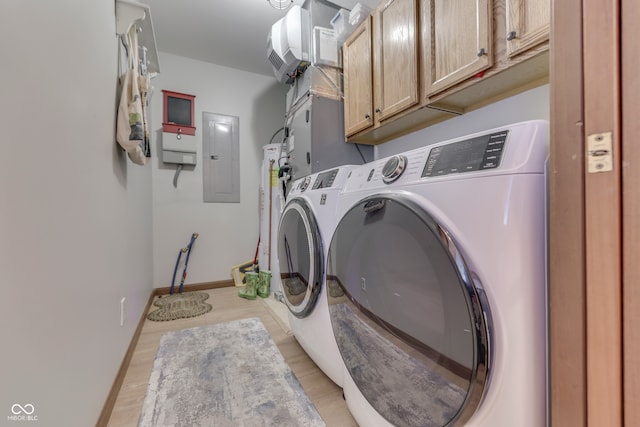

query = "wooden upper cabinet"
[
  {"left": 505, "top": 0, "right": 550, "bottom": 58},
  {"left": 342, "top": 0, "right": 549, "bottom": 144},
  {"left": 343, "top": 16, "right": 374, "bottom": 137},
  {"left": 421, "top": 0, "right": 492, "bottom": 97},
  {"left": 373, "top": 0, "right": 419, "bottom": 122}
]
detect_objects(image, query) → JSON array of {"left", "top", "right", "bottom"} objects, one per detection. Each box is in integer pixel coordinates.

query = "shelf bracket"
[
  {"left": 116, "top": 0, "right": 148, "bottom": 36},
  {"left": 115, "top": 0, "right": 160, "bottom": 74}
]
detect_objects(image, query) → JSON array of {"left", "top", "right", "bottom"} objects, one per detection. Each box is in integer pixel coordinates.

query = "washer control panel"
[
  {"left": 289, "top": 167, "right": 357, "bottom": 197},
  {"left": 312, "top": 168, "right": 339, "bottom": 190}
]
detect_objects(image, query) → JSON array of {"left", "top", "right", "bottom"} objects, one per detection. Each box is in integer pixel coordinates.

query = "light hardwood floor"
[{"left": 106, "top": 287, "right": 358, "bottom": 427}]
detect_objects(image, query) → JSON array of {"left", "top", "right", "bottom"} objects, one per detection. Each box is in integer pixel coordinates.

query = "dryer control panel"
[
  {"left": 422, "top": 130, "right": 508, "bottom": 177},
  {"left": 343, "top": 120, "right": 549, "bottom": 192}
]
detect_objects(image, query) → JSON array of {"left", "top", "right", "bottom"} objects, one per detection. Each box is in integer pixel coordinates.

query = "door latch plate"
[{"left": 587, "top": 132, "right": 613, "bottom": 173}]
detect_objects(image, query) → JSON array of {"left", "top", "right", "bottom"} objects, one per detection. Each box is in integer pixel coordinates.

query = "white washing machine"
[
  {"left": 277, "top": 165, "right": 357, "bottom": 387},
  {"left": 326, "top": 121, "right": 548, "bottom": 426}
]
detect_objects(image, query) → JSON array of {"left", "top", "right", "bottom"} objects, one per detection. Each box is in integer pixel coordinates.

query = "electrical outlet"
[{"left": 120, "top": 297, "right": 126, "bottom": 326}]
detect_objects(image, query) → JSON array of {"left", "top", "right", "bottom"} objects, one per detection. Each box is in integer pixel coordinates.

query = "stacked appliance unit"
[
  {"left": 284, "top": 72, "right": 371, "bottom": 188},
  {"left": 267, "top": 0, "right": 373, "bottom": 190}
]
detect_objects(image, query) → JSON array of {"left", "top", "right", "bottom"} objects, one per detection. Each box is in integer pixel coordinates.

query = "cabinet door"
[
  {"left": 343, "top": 16, "right": 374, "bottom": 137},
  {"left": 374, "top": 0, "right": 419, "bottom": 122},
  {"left": 422, "top": 0, "right": 492, "bottom": 97},
  {"left": 506, "top": 0, "right": 550, "bottom": 57}
]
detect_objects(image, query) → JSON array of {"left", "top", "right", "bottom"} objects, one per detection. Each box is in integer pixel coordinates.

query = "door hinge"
[{"left": 587, "top": 132, "right": 613, "bottom": 173}]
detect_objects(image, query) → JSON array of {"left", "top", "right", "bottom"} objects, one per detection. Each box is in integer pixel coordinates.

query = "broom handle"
[
  {"left": 178, "top": 233, "right": 198, "bottom": 294},
  {"left": 253, "top": 237, "right": 260, "bottom": 266}
]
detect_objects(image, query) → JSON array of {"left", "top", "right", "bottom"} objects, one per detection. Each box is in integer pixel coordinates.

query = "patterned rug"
[
  {"left": 146, "top": 291, "right": 212, "bottom": 322},
  {"left": 138, "top": 317, "right": 325, "bottom": 426}
]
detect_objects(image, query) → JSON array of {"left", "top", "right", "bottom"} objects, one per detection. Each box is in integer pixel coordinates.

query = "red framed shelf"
[{"left": 162, "top": 90, "right": 196, "bottom": 136}]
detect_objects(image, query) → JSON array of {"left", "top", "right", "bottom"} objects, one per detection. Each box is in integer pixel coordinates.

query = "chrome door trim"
[
  {"left": 335, "top": 193, "right": 491, "bottom": 426},
  {"left": 278, "top": 198, "right": 323, "bottom": 318}
]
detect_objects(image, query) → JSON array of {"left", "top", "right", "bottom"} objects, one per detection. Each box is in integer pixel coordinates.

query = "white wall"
[
  {"left": 376, "top": 84, "right": 550, "bottom": 158},
  {"left": 150, "top": 53, "right": 287, "bottom": 288},
  {"left": 0, "top": 1, "right": 154, "bottom": 425}
]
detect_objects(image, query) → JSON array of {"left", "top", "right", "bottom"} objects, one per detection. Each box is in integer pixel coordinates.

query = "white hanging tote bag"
[
  {"left": 116, "top": 26, "right": 148, "bottom": 165},
  {"left": 138, "top": 67, "right": 151, "bottom": 158}
]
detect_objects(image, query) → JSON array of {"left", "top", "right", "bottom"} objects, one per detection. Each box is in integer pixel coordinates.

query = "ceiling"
[{"left": 147, "top": 0, "right": 379, "bottom": 78}]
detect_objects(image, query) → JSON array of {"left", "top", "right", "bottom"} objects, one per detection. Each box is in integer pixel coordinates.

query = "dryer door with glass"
[
  {"left": 326, "top": 194, "right": 491, "bottom": 427},
  {"left": 278, "top": 198, "right": 323, "bottom": 318}
]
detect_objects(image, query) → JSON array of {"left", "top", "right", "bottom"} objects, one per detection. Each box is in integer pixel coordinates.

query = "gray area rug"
[{"left": 138, "top": 317, "right": 325, "bottom": 427}]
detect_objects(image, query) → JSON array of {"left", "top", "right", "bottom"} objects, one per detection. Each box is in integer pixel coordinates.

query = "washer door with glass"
[
  {"left": 326, "top": 194, "right": 490, "bottom": 427},
  {"left": 278, "top": 198, "right": 323, "bottom": 318}
]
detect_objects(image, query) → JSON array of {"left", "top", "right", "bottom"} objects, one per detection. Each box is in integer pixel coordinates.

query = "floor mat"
[
  {"left": 138, "top": 317, "right": 325, "bottom": 426},
  {"left": 146, "top": 291, "right": 212, "bottom": 322}
]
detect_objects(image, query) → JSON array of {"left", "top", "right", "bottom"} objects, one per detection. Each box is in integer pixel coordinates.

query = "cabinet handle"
[
  {"left": 375, "top": 108, "right": 381, "bottom": 113},
  {"left": 365, "top": 113, "right": 371, "bottom": 119},
  {"left": 507, "top": 31, "right": 517, "bottom": 41},
  {"left": 477, "top": 48, "right": 486, "bottom": 57}
]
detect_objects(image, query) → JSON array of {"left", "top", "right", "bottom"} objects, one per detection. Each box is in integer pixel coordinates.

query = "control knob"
[
  {"left": 299, "top": 176, "right": 312, "bottom": 192},
  {"left": 382, "top": 155, "right": 408, "bottom": 183}
]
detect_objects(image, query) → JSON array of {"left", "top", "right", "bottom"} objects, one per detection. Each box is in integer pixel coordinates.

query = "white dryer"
[
  {"left": 277, "top": 165, "right": 357, "bottom": 387},
  {"left": 326, "top": 121, "right": 548, "bottom": 426}
]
